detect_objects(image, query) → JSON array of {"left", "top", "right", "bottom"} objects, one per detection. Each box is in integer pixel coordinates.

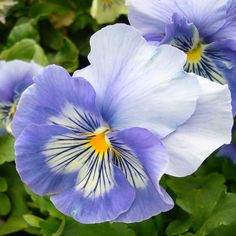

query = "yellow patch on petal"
[
  {"left": 89, "top": 130, "right": 110, "bottom": 153},
  {"left": 87, "top": 127, "right": 111, "bottom": 154},
  {"left": 187, "top": 44, "right": 202, "bottom": 63}
]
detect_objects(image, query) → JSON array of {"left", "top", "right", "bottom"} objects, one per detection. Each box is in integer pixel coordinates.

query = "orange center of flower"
[{"left": 89, "top": 128, "right": 111, "bottom": 153}]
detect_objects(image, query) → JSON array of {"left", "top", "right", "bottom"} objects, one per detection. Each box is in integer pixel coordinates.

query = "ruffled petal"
[
  {"left": 0, "top": 60, "right": 42, "bottom": 102},
  {"left": 73, "top": 24, "right": 201, "bottom": 138},
  {"left": 51, "top": 165, "right": 135, "bottom": 223},
  {"left": 108, "top": 128, "right": 173, "bottom": 222},
  {"left": 162, "top": 75, "right": 233, "bottom": 177},
  {"left": 12, "top": 65, "right": 103, "bottom": 138},
  {"left": 211, "top": 0, "right": 236, "bottom": 40},
  {"left": 127, "top": 0, "right": 228, "bottom": 39},
  {"left": 16, "top": 124, "right": 135, "bottom": 223},
  {"left": 163, "top": 15, "right": 236, "bottom": 86},
  {"left": 126, "top": 0, "right": 167, "bottom": 42},
  {"left": 15, "top": 125, "right": 81, "bottom": 195}
]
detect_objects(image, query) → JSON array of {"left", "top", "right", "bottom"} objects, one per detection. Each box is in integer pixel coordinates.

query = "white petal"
[
  {"left": 74, "top": 24, "right": 200, "bottom": 137},
  {"left": 163, "top": 75, "right": 233, "bottom": 177}
]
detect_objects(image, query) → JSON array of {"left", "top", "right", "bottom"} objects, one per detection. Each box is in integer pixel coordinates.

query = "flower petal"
[
  {"left": 91, "top": 0, "right": 128, "bottom": 24},
  {"left": 108, "top": 128, "right": 173, "bottom": 222},
  {"left": 163, "top": 15, "right": 236, "bottom": 86},
  {"left": 15, "top": 125, "right": 81, "bottom": 195},
  {"left": 211, "top": 0, "right": 236, "bottom": 40},
  {"left": 127, "top": 0, "right": 227, "bottom": 39},
  {"left": 73, "top": 24, "right": 201, "bottom": 138},
  {"left": 51, "top": 165, "right": 135, "bottom": 224},
  {"left": 12, "top": 65, "right": 102, "bottom": 138},
  {"left": 0, "top": 60, "right": 42, "bottom": 102},
  {"left": 16, "top": 124, "right": 135, "bottom": 223},
  {"left": 163, "top": 75, "right": 233, "bottom": 177}
]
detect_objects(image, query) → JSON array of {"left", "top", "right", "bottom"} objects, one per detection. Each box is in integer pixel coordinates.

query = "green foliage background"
[{"left": 0, "top": 1, "right": 236, "bottom": 235}]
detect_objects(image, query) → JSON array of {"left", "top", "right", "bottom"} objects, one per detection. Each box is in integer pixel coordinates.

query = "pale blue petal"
[
  {"left": 51, "top": 165, "right": 135, "bottom": 224},
  {"left": 127, "top": 0, "right": 228, "bottom": 39},
  {"left": 109, "top": 128, "right": 173, "bottom": 222},
  {"left": 163, "top": 76, "right": 233, "bottom": 177},
  {"left": 0, "top": 60, "right": 42, "bottom": 102},
  {"left": 12, "top": 65, "right": 103, "bottom": 138},
  {"left": 211, "top": 0, "right": 236, "bottom": 40},
  {"left": 73, "top": 24, "right": 201, "bottom": 138}
]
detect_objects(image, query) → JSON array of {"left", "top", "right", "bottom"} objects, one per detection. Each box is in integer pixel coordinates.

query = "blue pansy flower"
[
  {"left": 0, "top": 60, "right": 42, "bottom": 133},
  {"left": 12, "top": 24, "right": 233, "bottom": 223},
  {"left": 127, "top": 0, "right": 236, "bottom": 114},
  {"left": 217, "top": 122, "right": 236, "bottom": 163}
]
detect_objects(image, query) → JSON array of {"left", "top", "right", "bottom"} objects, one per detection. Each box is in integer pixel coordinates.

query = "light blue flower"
[
  {"left": 127, "top": 0, "right": 236, "bottom": 114},
  {"left": 0, "top": 60, "right": 42, "bottom": 134},
  {"left": 12, "top": 24, "right": 233, "bottom": 223}
]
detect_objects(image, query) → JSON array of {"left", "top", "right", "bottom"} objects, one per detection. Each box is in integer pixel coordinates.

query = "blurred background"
[{"left": 1, "top": 1, "right": 236, "bottom": 236}]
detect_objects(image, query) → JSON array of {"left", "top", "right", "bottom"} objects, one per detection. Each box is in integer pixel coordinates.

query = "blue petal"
[
  {"left": 127, "top": 0, "right": 228, "bottom": 40},
  {"left": 12, "top": 65, "right": 103, "bottom": 138},
  {"left": 162, "top": 14, "right": 200, "bottom": 52},
  {"left": 109, "top": 128, "right": 173, "bottom": 222},
  {"left": 217, "top": 122, "right": 236, "bottom": 163},
  {"left": 211, "top": 0, "right": 236, "bottom": 40},
  {"left": 15, "top": 125, "right": 80, "bottom": 195},
  {"left": 162, "top": 15, "right": 236, "bottom": 88},
  {"left": 0, "top": 60, "right": 42, "bottom": 102},
  {"left": 51, "top": 165, "right": 135, "bottom": 224}
]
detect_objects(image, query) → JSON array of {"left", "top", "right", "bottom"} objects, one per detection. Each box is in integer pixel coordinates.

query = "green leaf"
[
  {"left": 0, "top": 163, "right": 28, "bottom": 216},
  {"left": 23, "top": 214, "right": 43, "bottom": 228},
  {"left": 0, "top": 216, "right": 28, "bottom": 235},
  {"left": 0, "top": 176, "right": 8, "bottom": 192},
  {"left": 40, "top": 217, "right": 61, "bottom": 236},
  {"left": 167, "top": 173, "right": 226, "bottom": 230},
  {"left": 207, "top": 221, "right": 236, "bottom": 236},
  {"left": 7, "top": 20, "right": 39, "bottom": 47},
  {"left": 166, "top": 217, "right": 191, "bottom": 236},
  {"left": 129, "top": 220, "right": 157, "bottom": 236},
  {"left": 167, "top": 172, "right": 236, "bottom": 235},
  {"left": 52, "top": 37, "right": 79, "bottom": 72},
  {"left": 62, "top": 219, "right": 135, "bottom": 236},
  {"left": 0, "top": 193, "right": 11, "bottom": 216},
  {"left": 40, "top": 23, "right": 64, "bottom": 50},
  {"left": 25, "top": 186, "right": 64, "bottom": 219},
  {"left": 0, "top": 39, "right": 48, "bottom": 66},
  {"left": 0, "top": 134, "right": 15, "bottom": 165},
  {"left": 29, "top": 1, "right": 72, "bottom": 20},
  {"left": 196, "top": 193, "right": 236, "bottom": 236}
]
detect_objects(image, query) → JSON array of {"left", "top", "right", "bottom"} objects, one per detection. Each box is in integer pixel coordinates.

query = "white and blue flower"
[
  {"left": 0, "top": 60, "right": 42, "bottom": 133},
  {"left": 127, "top": 0, "right": 236, "bottom": 114},
  {"left": 12, "top": 24, "right": 233, "bottom": 223}
]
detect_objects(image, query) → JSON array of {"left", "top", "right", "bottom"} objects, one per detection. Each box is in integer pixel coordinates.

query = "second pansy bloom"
[
  {"left": 127, "top": 0, "right": 236, "bottom": 114},
  {"left": 12, "top": 24, "right": 233, "bottom": 223}
]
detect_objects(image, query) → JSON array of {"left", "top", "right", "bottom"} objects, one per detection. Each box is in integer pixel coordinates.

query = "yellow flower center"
[
  {"left": 89, "top": 128, "right": 111, "bottom": 153},
  {"left": 187, "top": 44, "right": 202, "bottom": 63}
]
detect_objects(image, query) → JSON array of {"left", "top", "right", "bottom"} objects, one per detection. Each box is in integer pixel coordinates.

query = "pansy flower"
[
  {"left": 12, "top": 24, "right": 232, "bottom": 223},
  {"left": 91, "top": 0, "right": 128, "bottom": 24},
  {"left": 217, "top": 122, "right": 236, "bottom": 163},
  {"left": 0, "top": 60, "right": 42, "bottom": 133},
  {"left": 127, "top": 0, "right": 236, "bottom": 114}
]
